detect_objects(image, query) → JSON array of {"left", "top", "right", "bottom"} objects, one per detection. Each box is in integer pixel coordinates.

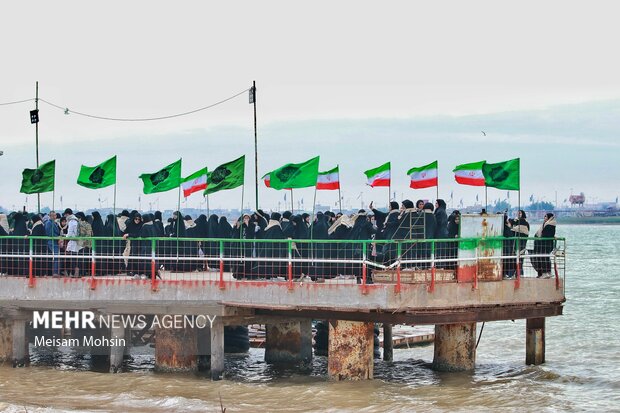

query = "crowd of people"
[{"left": 0, "top": 200, "right": 556, "bottom": 280}]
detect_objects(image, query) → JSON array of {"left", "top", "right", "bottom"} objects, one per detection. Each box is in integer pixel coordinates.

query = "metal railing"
[{"left": 0, "top": 235, "right": 565, "bottom": 292}]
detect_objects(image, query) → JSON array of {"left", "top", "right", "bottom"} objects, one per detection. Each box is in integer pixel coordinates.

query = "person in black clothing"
[
  {"left": 101, "top": 214, "right": 124, "bottom": 275},
  {"left": 153, "top": 211, "right": 165, "bottom": 237},
  {"left": 502, "top": 213, "right": 516, "bottom": 278},
  {"left": 123, "top": 212, "right": 143, "bottom": 276},
  {"left": 309, "top": 212, "right": 330, "bottom": 279},
  {"left": 532, "top": 213, "right": 557, "bottom": 278},
  {"left": 91, "top": 211, "right": 105, "bottom": 237},
  {"left": 232, "top": 214, "right": 255, "bottom": 278},
  {"left": 257, "top": 212, "right": 287, "bottom": 278},
  {"left": 11, "top": 212, "right": 29, "bottom": 277},
  {"left": 281, "top": 211, "right": 295, "bottom": 239},
  {"left": 30, "top": 215, "right": 47, "bottom": 277},
  {"left": 217, "top": 216, "right": 233, "bottom": 271},
  {"left": 509, "top": 210, "right": 530, "bottom": 276},
  {"left": 346, "top": 210, "right": 376, "bottom": 282}
]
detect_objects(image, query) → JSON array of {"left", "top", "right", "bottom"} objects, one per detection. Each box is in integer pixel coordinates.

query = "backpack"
[{"left": 78, "top": 221, "right": 93, "bottom": 249}]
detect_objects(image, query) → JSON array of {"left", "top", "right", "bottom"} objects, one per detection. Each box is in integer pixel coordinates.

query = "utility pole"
[
  {"left": 251, "top": 81, "right": 259, "bottom": 211},
  {"left": 35, "top": 81, "right": 40, "bottom": 213}
]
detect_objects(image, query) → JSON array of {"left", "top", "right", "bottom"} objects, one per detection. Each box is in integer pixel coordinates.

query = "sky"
[{"left": 1, "top": 1, "right": 619, "bottom": 212}]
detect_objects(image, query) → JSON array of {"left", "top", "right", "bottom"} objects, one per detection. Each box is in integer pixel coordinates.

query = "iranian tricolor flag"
[
  {"left": 364, "top": 162, "right": 390, "bottom": 187},
  {"left": 407, "top": 161, "right": 438, "bottom": 189},
  {"left": 453, "top": 161, "right": 486, "bottom": 186},
  {"left": 182, "top": 167, "right": 208, "bottom": 197},
  {"left": 262, "top": 173, "right": 271, "bottom": 188},
  {"left": 316, "top": 166, "right": 340, "bottom": 190}
]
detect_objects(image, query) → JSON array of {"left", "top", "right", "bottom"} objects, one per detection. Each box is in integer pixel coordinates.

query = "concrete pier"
[
  {"left": 265, "top": 320, "right": 312, "bottom": 364},
  {"left": 11, "top": 319, "right": 29, "bottom": 367},
  {"left": 0, "top": 318, "right": 13, "bottom": 363},
  {"left": 383, "top": 324, "right": 393, "bottom": 361},
  {"left": 526, "top": 317, "right": 545, "bottom": 365},
  {"left": 109, "top": 324, "right": 126, "bottom": 373},
  {"left": 210, "top": 318, "right": 224, "bottom": 380},
  {"left": 328, "top": 320, "right": 374, "bottom": 381},
  {"left": 154, "top": 325, "right": 198, "bottom": 372},
  {"left": 433, "top": 323, "right": 477, "bottom": 372}
]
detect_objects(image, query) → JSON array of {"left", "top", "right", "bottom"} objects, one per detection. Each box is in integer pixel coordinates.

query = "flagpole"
[
  {"left": 485, "top": 185, "right": 488, "bottom": 212},
  {"left": 290, "top": 189, "right": 294, "bottom": 213},
  {"left": 437, "top": 161, "right": 440, "bottom": 201},
  {"left": 52, "top": 190, "right": 55, "bottom": 213},
  {"left": 338, "top": 186, "right": 342, "bottom": 213},
  {"left": 206, "top": 194, "right": 210, "bottom": 217},
  {"left": 310, "top": 185, "right": 317, "bottom": 259},
  {"left": 113, "top": 183, "right": 117, "bottom": 238}
]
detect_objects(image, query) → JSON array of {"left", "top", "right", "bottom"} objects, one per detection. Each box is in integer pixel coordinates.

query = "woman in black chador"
[
  {"left": 532, "top": 213, "right": 557, "bottom": 278},
  {"left": 30, "top": 215, "right": 47, "bottom": 277},
  {"left": 217, "top": 216, "right": 233, "bottom": 271},
  {"left": 136, "top": 214, "right": 159, "bottom": 278},
  {"left": 345, "top": 211, "right": 376, "bottom": 282},
  {"left": 101, "top": 214, "right": 124, "bottom": 275},
  {"left": 11, "top": 212, "right": 29, "bottom": 277},
  {"left": 232, "top": 214, "right": 255, "bottom": 278},
  {"left": 257, "top": 212, "right": 286, "bottom": 278},
  {"left": 310, "top": 212, "right": 330, "bottom": 279},
  {"left": 168, "top": 211, "right": 190, "bottom": 272}
]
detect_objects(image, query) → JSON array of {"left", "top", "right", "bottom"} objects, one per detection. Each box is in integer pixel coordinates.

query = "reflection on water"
[{"left": 1, "top": 225, "right": 620, "bottom": 412}]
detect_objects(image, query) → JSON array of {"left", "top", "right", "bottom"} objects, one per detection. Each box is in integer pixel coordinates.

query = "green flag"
[
  {"left": 77, "top": 156, "right": 117, "bottom": 189},
  {"left": 482, "top": 158, "right": 520, "bottom": 190},
  {"left": 20, "top": 160, "right": 55, "bottom": 194},
  {"left": 267, "top": 156, "right": 320, "bottom": 190},
  {"left": 139, "top": 159, "right": 182, "bottom": 194},
  {"left": 204, "top": 155, "right": 245, "bottom": 195}
]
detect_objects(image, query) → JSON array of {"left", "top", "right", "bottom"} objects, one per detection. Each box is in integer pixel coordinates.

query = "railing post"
[
  {"left": 287, "top": 239, "right": 293, "bottom": 290},
  {"left": 361, "top": 242, "right": 368, "bottom": 294},
  {"left": 473, "top": 240, "right": 479, "bottom": 290},
  {"left": 151, "top": 239, "right": 157, "bottom": 291},
  {"left": 395, "top": 242, "right": 402, "bottom": 294},
  {"left": 429, "top": 240, "right": 436, "bottom": 293},
  {"left": 554, "top": 252, "right": 560, "bottom": 290},
  {"left": 28, "top": 237, "right": 34, "bottom": 288},
  {"left": 219, "top": 240, "right": 225, "bottom": 290}
]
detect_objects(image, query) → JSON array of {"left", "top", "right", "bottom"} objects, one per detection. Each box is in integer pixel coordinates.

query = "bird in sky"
[{"left": 481, "top": 131, "right": 486, "bottom": 136}]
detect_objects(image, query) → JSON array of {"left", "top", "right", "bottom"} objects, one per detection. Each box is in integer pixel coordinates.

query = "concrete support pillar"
[
  {"left": 526, "top": 317, "right": 545, "bottom": 365},
  {"left": 383, "top": 324, "right": 393, "bottom": 362},
  {"left": 265, "top": 320, "right": 312, "bottom": 364},
  {"left": 11, "top": 319, "right": 29, "bottom": 367},
  {"left": 210, "top": 318, "right": 224, "bottom": 380},
  {"left": 196, "top": 324, "right": 211, "bottom": 372},
  {"left": 433, "top": 323, "right": 476, "bottom": 372},
  {"left": 109, "top": 324, "right": 126, "bottom": 373},
  {"left": 0, "top": 318, "right": 13, "bottom": 363},
  {"left": 154, "top": 325, "right": 197, "bottom": 372},
  {"left": 123, "top": 328, "right": 132, "bottom": 357},
  {"left": 328, "top": 320, "right": 374, "bottom": 381}
]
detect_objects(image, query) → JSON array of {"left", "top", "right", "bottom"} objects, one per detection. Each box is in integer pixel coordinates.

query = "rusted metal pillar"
[
  {"left": 210, "top": 317, "right": 224, "bottom": 380},
  {"left": 11, "top": 319, "right": 29, "bottom": 367},
  {"left": 526, "top": 317, "right": 545, "bottom": 365},
  {"left": 433, "top": 323, "right": 476, "bottom": 372},
  {"left": 109, "top": 324, "right": 126, "bottom": 373},
  {"left": 383, "top": 324, "right": 393, "bottom": 361},
  {"left": 265, "top": 319, "right": 312, "bottom": 364},
  {"left": 154, "top": 325, "right": 198, "bottom": 372},
  {"left": 328, "top": 320, "right": 374, "bottom": 380}
]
